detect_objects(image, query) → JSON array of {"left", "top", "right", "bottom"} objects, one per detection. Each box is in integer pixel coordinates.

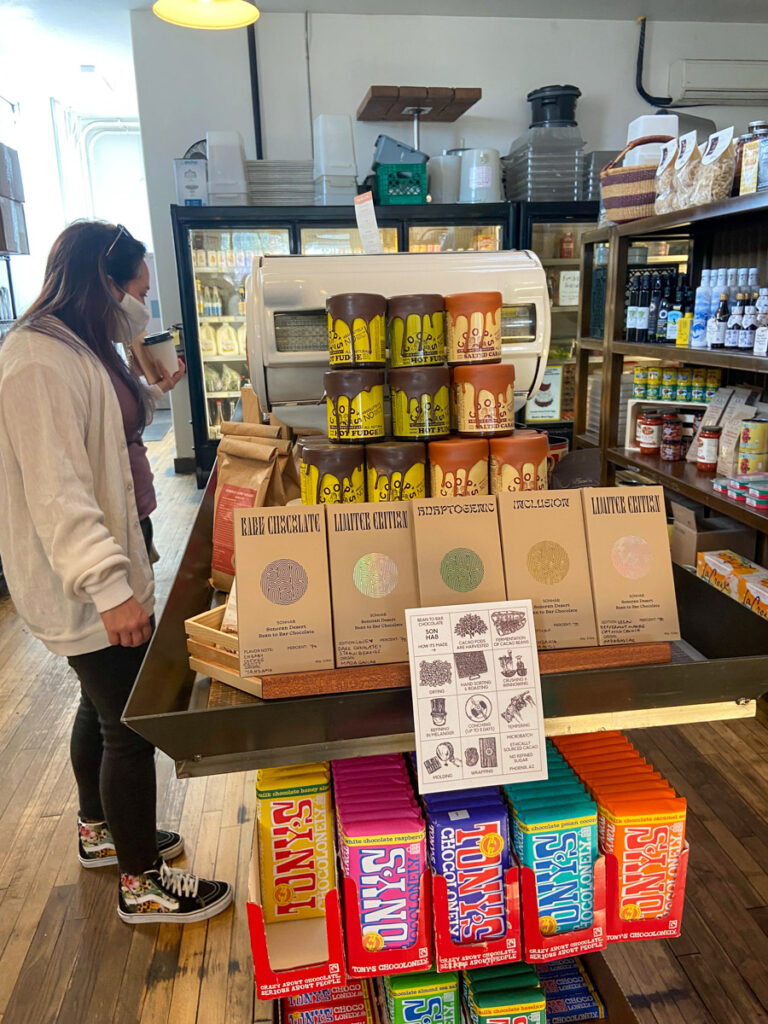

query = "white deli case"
[{"left": 247, "top": 251, "right": 551, "bottom": 431}]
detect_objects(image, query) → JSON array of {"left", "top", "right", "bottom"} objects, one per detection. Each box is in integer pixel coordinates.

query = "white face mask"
[{"left": 114, "top": 291, "right": 150, "bottom": 344}]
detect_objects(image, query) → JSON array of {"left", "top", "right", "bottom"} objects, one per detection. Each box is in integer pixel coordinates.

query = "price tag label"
[{"left": 353, "top": 191, "right": 384, "bottom": 255}]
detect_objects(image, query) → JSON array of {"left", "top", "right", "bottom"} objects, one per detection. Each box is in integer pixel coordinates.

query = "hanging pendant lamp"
[{"left": 152, "top": 0, "right": 260, "bottom": 30}]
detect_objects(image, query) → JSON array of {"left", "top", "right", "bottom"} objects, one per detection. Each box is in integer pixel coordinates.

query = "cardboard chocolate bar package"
[
  {"left": 326, "top": 503, "right": 419, "bottom": 667},
  {"left": 234, "top": 506, "right": 335, "bottom": 676},
  {"left": 411, "top": 496, "right": 506, "bottom": 606},
  {"left": 497, "top": 490, "right": 598, "bottom": 650},
  {"left": 581, "top": 486, "right": 680, "bottom": 646}
]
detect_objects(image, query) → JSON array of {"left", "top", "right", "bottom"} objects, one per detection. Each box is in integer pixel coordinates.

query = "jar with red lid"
[
  {"left": 697, "top": 425, "right": 722, "bottom": 473},
  {"left": 638, "top": 413, "right": 662, "bottom": 455},
  {"left": 662, "top": 414, "right": 682, "bottom": 443}
]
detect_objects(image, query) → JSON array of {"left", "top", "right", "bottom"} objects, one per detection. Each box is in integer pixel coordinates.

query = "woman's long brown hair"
[{"left": 15, "top": 220, "right": 149, "bottom": 423}]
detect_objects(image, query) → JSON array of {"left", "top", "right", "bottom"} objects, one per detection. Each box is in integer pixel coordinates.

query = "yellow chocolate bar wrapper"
[{"left": 258, "top": 787, "right": 335, "bottom": 923}]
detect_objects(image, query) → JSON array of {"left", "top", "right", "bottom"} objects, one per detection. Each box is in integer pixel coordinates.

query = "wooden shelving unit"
[{"left": 576, "top": 190, "right": 768, "bottom": 537}]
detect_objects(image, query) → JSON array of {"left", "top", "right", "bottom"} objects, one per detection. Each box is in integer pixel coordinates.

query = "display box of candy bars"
[
  {"left": 247, "top": 831, "right": 348, "bottom": 999},
  {"left": 342, "top": 871, "right": 432, "bottom": 977},
  {"left": 605, "top": 843, "right": 689, "bottom": 943},
  {"left": 519, "top": 856, "right": 608, "bottom": 963},
  {"left": 432, "top": 866, "right": 522, "bottom": 972}
]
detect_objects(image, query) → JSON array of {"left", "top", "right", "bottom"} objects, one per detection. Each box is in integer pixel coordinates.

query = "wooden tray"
[{"left": 189, "top": 606, "right": 671, "bottom": 703}]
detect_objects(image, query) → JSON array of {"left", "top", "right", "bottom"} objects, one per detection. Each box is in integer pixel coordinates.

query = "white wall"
[
  {"left": 131, "top": 11, "right": 257, "bottom": 463},
  {"left": 257, "top": 14, "right": 768, "bottom": 163}
]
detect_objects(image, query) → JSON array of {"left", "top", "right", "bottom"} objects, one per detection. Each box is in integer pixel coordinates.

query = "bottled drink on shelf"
[
  {"left": 726, "top": 267, "right": 738, "bottom": 311},
  {"left": 741, "top": 295, "right": 758, "bottom": 351},
  {"left": 200, "top": 323, "right": 217, "bottom": 356},
  {"left": 237, "top": 323, "right": 248, "bottom": 356},
  {"left": 748, "top": 267, "right": 760, "bottom": 292},
  {"left": 559, "top": 231, "right": 575, "bottom": 258},
  {"left": 655, "top": 278, "right": 672, "bottom": 343},
  {"left": 195, "top": 279, "right": 205, "bottom": 316},
  {"left": 626, "top": 276, "right": 639, "bottom": 342},
  {"left": 665, "top": 273, "right": 687, "bottom": 343},
  {"left": 710, "top": 268, "right": 727, "bottom": 318},
  {"left": 725, "top": 294, "right": 745, "bottom": 349},
  {"left": 216, "top": 322, "right": 239, "bottom": 356},
  {"left": 691, "top": 269, "right": 711, "bottom": 349},
  {"left": 238, "top": 287, "right": 246, "bottom": 316},
  {"left": 635, "top": 274, "right": 651, "bottom": 343},
  {"left": 707, "top": 293, "right": 730, "bottom": 350},
  {"left": 211, "top": 400, "right": 224, "bottom": 437},
  {"left": 754, "top": 310, "right": 768, "bottom": 357},
  {"left": 203, "top": 286, "right": 212, "bottom": 317},
  {"left": 647, "top": 273, "right": 662, "bottom": 343},
  {"left": 735, "top": 268, "right": 749, "bottom": 309}
]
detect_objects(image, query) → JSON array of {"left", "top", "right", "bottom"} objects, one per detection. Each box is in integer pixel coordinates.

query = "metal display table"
[{"left": 123, "top": 477, "right": 768, "bottom": 778}]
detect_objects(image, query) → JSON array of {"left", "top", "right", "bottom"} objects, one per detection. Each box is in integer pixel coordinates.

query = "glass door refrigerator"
[
  {"left": 517, "top": 201, "right": 598, "bottom": 444},
  {"left": 172, "top": 202, "right": 518, "bottom": 483}
]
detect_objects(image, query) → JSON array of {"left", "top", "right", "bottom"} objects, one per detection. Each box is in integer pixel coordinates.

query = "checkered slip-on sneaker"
[
  {"left": 78, "top": 818, "right": 184, "bottom": 868},
  {"left": 117, "top": 860, "right": 233, "bottom": 924}
]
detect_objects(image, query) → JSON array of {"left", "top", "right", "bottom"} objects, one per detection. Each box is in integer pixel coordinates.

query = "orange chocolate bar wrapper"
[{"left": 599, "top": 795, "right": 687, "bottom": 920}]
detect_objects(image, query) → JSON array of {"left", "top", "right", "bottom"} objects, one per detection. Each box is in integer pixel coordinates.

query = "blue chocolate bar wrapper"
[{"left": 428, "top": 805, "right": 510, "bottom": 944}]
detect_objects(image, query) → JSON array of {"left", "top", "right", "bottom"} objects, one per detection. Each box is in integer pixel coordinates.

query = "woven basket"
[{"left": 600, "top": 134, "right": 674, "bottom": 224}]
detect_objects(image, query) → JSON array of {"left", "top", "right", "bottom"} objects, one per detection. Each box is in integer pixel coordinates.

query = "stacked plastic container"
[
  {"left": 503, "top": 85, "right": 586, "bottom": 202},
  {"left": 313, "top": 115, "right": 358, "bottom": 205},
  {"left": 206, "top": 131, "right": 247, "bottom": 206}
]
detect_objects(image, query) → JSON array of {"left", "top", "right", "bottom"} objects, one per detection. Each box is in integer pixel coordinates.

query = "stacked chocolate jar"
[{"left": 299, "top": 290, "right": 550, "bottom": 504}]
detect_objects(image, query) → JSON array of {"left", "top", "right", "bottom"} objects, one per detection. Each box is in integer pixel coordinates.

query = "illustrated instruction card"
[{"left": 405, "top": 600, "right": 548, "bottom": 794}]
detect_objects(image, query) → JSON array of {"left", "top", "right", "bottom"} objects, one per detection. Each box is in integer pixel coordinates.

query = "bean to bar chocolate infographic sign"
[{"left": 405, "top": 600, "right": 547, "bottom": 794}]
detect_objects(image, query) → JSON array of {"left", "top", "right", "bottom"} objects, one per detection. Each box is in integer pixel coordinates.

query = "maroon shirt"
[{"left": 107, "top": 369, "right": 157, "bottom": 520}]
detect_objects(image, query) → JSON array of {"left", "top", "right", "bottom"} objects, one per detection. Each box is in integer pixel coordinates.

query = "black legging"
[{"left": 67, "top": 518, "right": 157, "bottom": 875}]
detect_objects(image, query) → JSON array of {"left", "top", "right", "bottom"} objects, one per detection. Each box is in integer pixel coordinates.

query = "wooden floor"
[{"left": 0, "top": 430, "right": 766, "bottom": 1023}]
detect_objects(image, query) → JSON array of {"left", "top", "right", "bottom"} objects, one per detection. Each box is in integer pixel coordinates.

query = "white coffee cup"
[
  {"left": 143, "top": 331, "right": 179, "bottom": 378},
  {"left": 459, "top": 149, "right": 502, "bottom": 203}
]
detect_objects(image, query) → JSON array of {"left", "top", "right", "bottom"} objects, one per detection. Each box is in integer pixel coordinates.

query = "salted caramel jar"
[
  {"left": 327, "top": 293, "right": 386, "bottom": 366},
  {"left": 428, "top": 438, "right": 489, "bottom": 497},
  {"left": 302, "top": 442, "right": 366, "bottom": 504},
  {"left": 366, "top": 441, "right": 427, "bottom": 501},
  {"left": 490, "top": 432, "right": 549, "bottom": 492},
  {"left": 453, "top": 363, "right": 515, "bottom": 437},
  {"left": 388, "top": 294, "right": 445, "bottom": 367},
  {"left": 444, "top": 291, "right": 502, "bottom": 364},
  {"left": 389, "top": 366, "right": 451, "bottom": 440},
  {"left": 325, "top": 369, "right": 385, "bottom": 443}
]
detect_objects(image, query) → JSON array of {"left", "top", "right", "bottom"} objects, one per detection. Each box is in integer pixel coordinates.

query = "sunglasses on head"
[{"left": 105, "top": 223, "right": 133, "bottom": 258}]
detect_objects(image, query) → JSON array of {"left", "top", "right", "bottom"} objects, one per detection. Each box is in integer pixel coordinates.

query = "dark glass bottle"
[
  {"left": 626, "top": 275, "right": 640, "bottom": 342},
  {"left": 634, "top": 273, "right": 651, "bottom": 344},
  {"left": 647, "top": 273, "right": 662, "bottom": 343},
  {"left": 655, "top": 278, "right": 672, "bottom": 344}
]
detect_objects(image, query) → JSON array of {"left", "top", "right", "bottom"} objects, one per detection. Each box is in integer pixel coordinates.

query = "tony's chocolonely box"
[
  {"left": 326, "top": 503, "right": 419, "bottom": 667},
  {"left": 234, "top": 506, "right": 334, "bottom": 675},
  {"left": 581, "top": 487, "right": 680, "bottom": 646},
  {"left": 498, "top": 490, "right": 597, "bottom": 650},
  {"left": 411, "top": 495, "right": 506, "bottom": 607}
]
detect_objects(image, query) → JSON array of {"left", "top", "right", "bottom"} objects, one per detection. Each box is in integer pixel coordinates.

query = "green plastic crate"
[{"left": 375, "top": 162, "right": 427, "bottom": 205}]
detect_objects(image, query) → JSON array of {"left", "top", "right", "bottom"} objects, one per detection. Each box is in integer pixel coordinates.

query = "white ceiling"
[{"left": 2, "top": 0, "right": 768, "bottom": 117}]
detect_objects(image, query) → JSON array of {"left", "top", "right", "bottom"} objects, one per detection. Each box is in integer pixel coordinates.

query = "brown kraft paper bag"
[
  {"left": 220, "top": 423, "right": 300, "bottom": 502},
  {"left": 211, "top": 438, "right": 282, "bottom": 591}
]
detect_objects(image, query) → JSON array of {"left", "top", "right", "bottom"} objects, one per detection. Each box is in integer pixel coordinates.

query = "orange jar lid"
[
  {"left": 428, "top": 437, "right": 489, "bottom": 471},
  {"left": 453, "top": 363, "right": 515, "bottom": 388}
]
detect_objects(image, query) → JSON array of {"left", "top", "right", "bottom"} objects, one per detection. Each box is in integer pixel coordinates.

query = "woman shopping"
[{"left": 0, "top": 221, "right": 232, "bottom": 924}]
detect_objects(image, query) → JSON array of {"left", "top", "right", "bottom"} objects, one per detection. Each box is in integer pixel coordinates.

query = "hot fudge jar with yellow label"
[
  {"left": 327, "top": 293, "right": 386, "bottom": 366},
  {"left": 366, "top": 441, "right": 427, "bottom": 501},
  {"left": 389, "top": 366, "right": 451, "bottom": 440},
  {"left": 388, "top": 294, "right": 445, "bottom": 367},
  {"left": 444, "top": 291, "right": 502, "bottom": 364},
  {"left": 454, "top": 363, "right": 515, "bottom": 436},
  {"left": 428, "top": 437, "right": 489, "bottom": 497},
  {"left": 325, "top": 369, "right": 385, "bottom": 443},
  {"left": 302, "top": 442, "right": 365, "bottom": 504}
]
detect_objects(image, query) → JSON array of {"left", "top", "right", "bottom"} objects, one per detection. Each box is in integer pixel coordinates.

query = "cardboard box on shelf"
[
  {"left": 669, "top": 501, "right": 756, "bottom": 567},
  {"left": 173, "top": 158, "right": 208, "bottom": 206},
  {"left": 326, "top": 502, "right": 419, "bottom": 668},
  {"left": 0, "top": 144, "right": 23, "bottom": 202},
  {"left": 234, "top": 505, "right": 335, "bottom": 676},
  {"left": 696, "top": 549, "right": 764, "bottom": 600},
  {"left": 497, "top": 490, "right": 598, "bottom": 650},
  {"left": 738, "top": 572, "right": 768, "bottom": 619},
  {"left": 0, "top": 196, "right": 28, "bottom": 255}
]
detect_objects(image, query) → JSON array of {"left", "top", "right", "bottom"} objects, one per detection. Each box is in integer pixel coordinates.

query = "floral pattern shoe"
[
  {"left": 118, "top": 860, "right": 233, "bottom": 924},
  {"left": 78, "top": 818, "right": 184, "bottom": 868}
]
